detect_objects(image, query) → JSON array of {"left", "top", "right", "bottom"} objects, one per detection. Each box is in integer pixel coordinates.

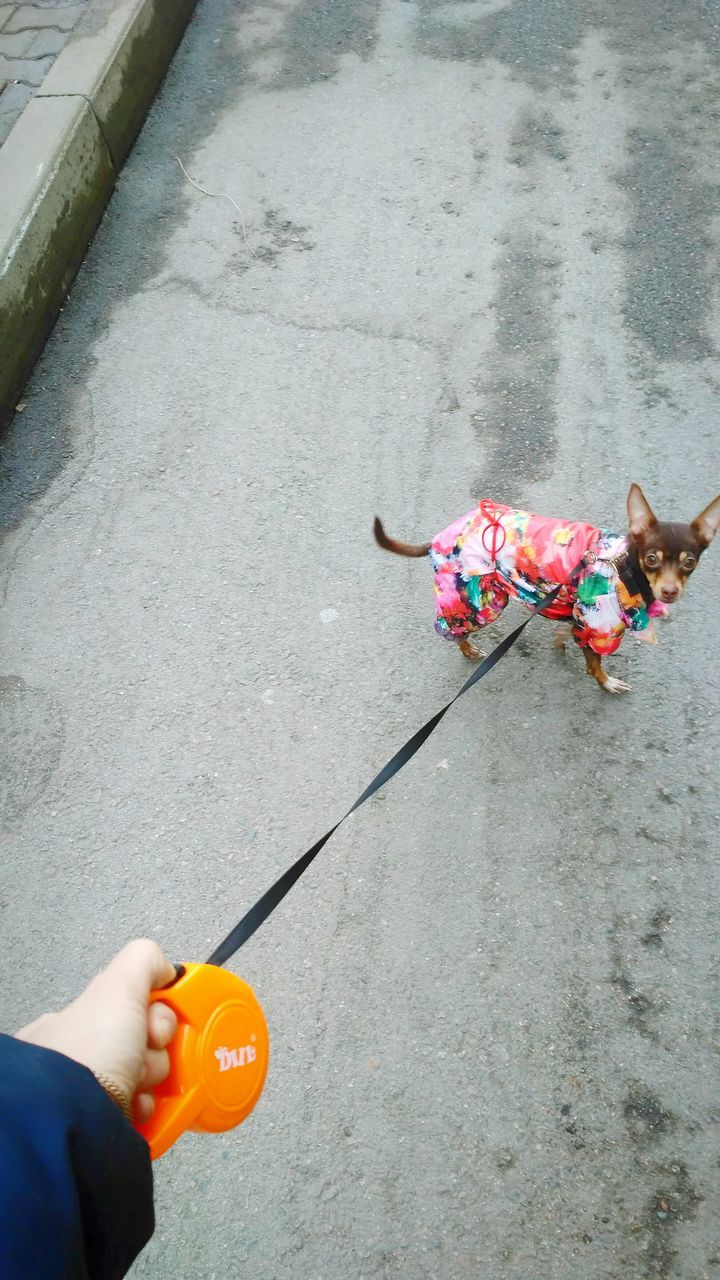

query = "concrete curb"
[{"left": 0, "top": 0, "right": 197, "bottom": 428}]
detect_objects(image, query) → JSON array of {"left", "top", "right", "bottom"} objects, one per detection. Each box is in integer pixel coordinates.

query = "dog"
[{"left": 374, "top": 485, "right": 720, "bottom": 693}]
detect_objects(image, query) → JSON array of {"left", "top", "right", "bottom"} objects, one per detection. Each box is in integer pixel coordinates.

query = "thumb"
[{"left": 98, "top": 939, "right": 177, "bottom": 1001}]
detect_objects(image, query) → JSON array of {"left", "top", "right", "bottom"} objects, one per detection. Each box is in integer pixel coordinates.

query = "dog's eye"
[
  {"left": 682, "top": 556, "right": 697, "bottom": 572},
  {"left": 644, "top": 552, "right": 660, "bottom": 569}
]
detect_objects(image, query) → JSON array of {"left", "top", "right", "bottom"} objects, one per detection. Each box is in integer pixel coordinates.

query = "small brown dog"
[{"left": 375, "top": 485, "right": 720, "bottom": 693}]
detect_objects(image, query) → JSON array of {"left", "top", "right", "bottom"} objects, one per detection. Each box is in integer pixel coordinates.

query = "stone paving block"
[
  {"left": 0, "top": 78, "right": 32, "bottom": 141},
  {"left": 0, "top": 28, "right": 36, "bottom": 56},
  {"left": 5, "top": 4, "right": 85, "bottom": 35},
  {"left": 0, "top": 108, "right": 24, "bottom": 145},
  {"left": 0, "top": 52, "right": 54, "bottom": 84},
  {"left": 0, "top": 6, "right": 15, "bottom": 33},
  {"left": 28, "top": 25, "right": 71, "bottom": 57},
  {"left": 0, "top": 76, "right": 32, "bottom": 111}
]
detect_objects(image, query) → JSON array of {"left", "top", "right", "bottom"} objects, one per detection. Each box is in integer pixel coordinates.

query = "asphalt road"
[{"left": 2, "top": 1, "right": 720, "bottom": 1277}]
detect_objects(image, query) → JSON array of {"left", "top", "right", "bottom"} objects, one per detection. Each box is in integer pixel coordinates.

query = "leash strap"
[{"left": 207, "top": 556, "right": 588, "bottom": 967}]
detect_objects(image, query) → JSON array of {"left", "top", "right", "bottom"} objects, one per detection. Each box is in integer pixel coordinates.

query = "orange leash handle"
[{"left": 135, "top": 963, "right": 269, "bottom": 1160}]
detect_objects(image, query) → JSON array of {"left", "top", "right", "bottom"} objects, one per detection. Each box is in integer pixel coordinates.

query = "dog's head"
[{"left": 626, "top": 484, "right": 720, "bottom": 604}]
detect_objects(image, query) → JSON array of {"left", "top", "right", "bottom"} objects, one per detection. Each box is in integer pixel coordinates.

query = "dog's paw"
[
  {"left": 458, "top": 637, "right": 485, "bottom": 661},
  {"left": 603, "top": 676, "right": 631, "bottom": 694}
]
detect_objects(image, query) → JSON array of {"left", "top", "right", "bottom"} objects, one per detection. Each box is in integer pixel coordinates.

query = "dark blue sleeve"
[{"left": 0, "top": 1033, "right": 154, "bottom": 1279}]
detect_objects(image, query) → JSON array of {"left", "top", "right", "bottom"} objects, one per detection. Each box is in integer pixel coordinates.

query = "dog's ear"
[
  {"left": 627, "top": 484, "right": 657, "bottom": 538},
  {"left": 691, "top": 495, "right": 720, "bottom": 548}
]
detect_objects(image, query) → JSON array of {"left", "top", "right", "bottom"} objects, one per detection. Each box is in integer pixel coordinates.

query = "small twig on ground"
[
  {"left": 175, "top": 154, "right": 214, "bottom": 197},
  {"left": 176, "top": 155, "right": 256, "bottom": 257}
]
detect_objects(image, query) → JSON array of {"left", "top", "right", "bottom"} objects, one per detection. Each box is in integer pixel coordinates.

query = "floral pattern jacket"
[{"left": 429, "top": 501, "right": 667, "bottom": 655}]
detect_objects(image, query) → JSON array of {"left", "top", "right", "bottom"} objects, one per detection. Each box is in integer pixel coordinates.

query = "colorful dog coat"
[{"left": 430, "top": 502, "right": 667, "bottom": 655}]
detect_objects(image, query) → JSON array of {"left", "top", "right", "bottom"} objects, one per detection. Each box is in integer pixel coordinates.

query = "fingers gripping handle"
[{"left": 135, "top": 964, "right": 270, "bottom": 1160}]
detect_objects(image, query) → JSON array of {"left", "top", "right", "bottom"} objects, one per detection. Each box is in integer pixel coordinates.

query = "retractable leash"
[{"left": 137, "top": 540, "right": 590, "bottom": 1158}]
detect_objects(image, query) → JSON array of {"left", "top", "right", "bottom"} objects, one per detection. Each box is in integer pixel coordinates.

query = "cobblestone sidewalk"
[{"left": 0, "top": 1, "right": 88, "bottom": 146}]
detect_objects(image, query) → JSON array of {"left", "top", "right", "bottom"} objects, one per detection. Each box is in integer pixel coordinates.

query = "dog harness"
[{"left": 430, "top": 501, "right": 667, "bottom": 655}]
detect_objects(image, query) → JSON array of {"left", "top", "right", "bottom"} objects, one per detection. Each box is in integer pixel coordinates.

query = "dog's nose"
[{"left": 661, "top": 586, "right": 679, "bottom": 602}]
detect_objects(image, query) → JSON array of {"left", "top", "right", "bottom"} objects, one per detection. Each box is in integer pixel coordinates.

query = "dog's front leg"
[
  {"left": 458, "top": 635, "right": 485, "bottom": 661},
  {"left": 584, "top": 647, "right": 631, "bottom": 694}
]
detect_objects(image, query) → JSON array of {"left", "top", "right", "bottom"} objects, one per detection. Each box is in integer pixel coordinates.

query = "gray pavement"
[{"left": 1, "top": 0, "right": 720, "bottom": 1276}]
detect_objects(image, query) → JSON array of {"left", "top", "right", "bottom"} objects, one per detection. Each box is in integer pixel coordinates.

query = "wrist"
[{"left": 93, "top": 1072, "right": 133, "bottom": 1123}]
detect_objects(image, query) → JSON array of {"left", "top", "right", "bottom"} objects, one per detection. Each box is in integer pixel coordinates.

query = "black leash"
[{"left": 207, "top": 556, "right": 589, "bottom": 967}]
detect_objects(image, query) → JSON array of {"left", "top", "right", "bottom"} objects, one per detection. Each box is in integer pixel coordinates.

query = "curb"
[{"left": 0, "top": 0, "right": 197, "bottom": 429}]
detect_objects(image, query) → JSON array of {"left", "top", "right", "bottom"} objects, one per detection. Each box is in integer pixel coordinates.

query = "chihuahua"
[{"left": 374, "top": 485, "right": 720, "bottom": 693}]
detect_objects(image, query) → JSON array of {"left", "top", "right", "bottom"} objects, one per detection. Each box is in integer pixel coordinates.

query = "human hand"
[{"left": 16, "top": 940, "right": 178, "bottom": 1124}]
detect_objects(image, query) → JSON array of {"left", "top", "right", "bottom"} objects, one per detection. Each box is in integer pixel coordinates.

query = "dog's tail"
[{"left": 374, "top": 516, "right": 431, "bottom": 558}]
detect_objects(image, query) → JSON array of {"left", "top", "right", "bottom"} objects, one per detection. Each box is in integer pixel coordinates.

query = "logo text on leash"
[{"left": 214, "top": 1036, "right": 257, "bottom": 1072}]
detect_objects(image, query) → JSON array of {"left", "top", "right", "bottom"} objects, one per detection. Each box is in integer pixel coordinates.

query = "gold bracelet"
[{"left": 93, "top": 1073, "right": 133, "bottom": 1123}]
